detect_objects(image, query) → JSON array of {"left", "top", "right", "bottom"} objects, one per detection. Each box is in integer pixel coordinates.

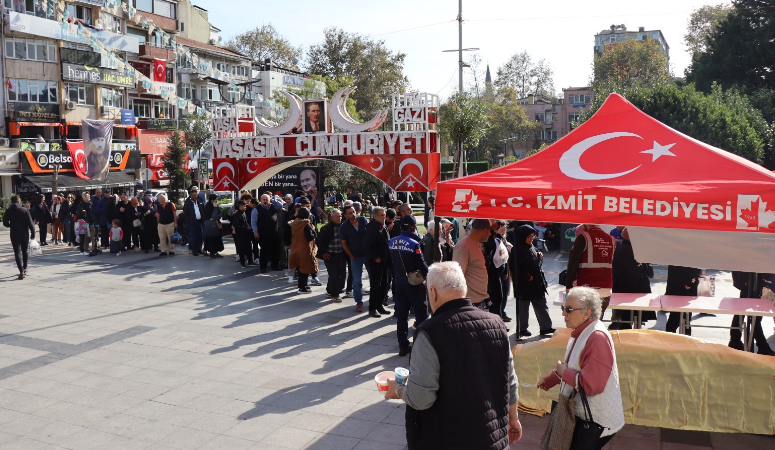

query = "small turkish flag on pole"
[{"left": 153, "top": 58, "right": 167, "bottom": 83}]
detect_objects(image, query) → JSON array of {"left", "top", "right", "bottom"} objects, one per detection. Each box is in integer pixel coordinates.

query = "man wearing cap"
[
  {"left": 183, "top": 186, "right": 206, "bottom": 256},
  {"left": 452, "top": 219, "right": 493, "bottom": 310},
  {"left": 387, "top": 214, "right": 429, "bottom": 356}
]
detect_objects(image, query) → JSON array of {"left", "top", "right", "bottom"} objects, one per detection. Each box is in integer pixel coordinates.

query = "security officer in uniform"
[
  {"left": 565, "top": 224, "right": 616, "bottom": 316},
  {"left": 387, "top": 215, "right": 429, "bottom": 356}
]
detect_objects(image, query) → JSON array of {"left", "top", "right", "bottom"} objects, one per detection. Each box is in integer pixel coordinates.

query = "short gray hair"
[
  {"left": 353, "top": 201, "right": 362, "bottom": 212},
  {"left": 371, "top": 206, "right": 385, "bottom": 216},
  {"left": 427, "top": 262, "right": 467, "bottom": 297},
  {"left": 426, "top": 220, "right": 436, "bottom": 233},
  {"left": 331, "top": 209, "right": 341, "bottom": 216},
  {"left": 343, "top": 200, "right": 353, "bottom": 207},
  {"left": 567, "top": 287, "right": 602, "bottom": 320},
  {"left": 157, "top": 193, "right": 166, "bottom": 202}
]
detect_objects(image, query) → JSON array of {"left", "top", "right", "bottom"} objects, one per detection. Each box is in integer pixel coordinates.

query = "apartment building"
[{"left": 594, "top": 24, "right": 670, "bottom": 61}]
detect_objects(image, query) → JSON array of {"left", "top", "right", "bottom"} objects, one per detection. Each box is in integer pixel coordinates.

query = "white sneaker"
[
  {"left": 332, "top": 296, "right": 342, "bottom": 303},
  {"left": 117, "top": 252, "right": 121, "bottom": 256},
  {"left": 235, "top": 255, "right": 240, "bottom": 262},
  {"left": 310, "top": 277, "right": 322, "bottom": 286},
  {"left": 81, "top": 252, "right": 88, "bottom": 256}
]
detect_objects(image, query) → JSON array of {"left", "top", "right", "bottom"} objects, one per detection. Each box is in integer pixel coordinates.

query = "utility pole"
[
  {"left": 52, "top": 164, "right": 61, "bottom": 199},
  {"left": 443, "top": 1, "right": 478, "bottom": 179}
]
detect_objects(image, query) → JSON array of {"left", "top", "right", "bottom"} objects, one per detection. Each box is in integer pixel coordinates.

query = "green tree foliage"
[
  {"left": 592, "top": 39, "right": 672, "bottom": 96},
  {"left": 686, "top": 0, "right": 775, "bottom": 95},
  {"left": 272, "top": 75, "right": 359, "bottom": 122},
  {"left": 438, "top": 92, "right": 491, "bottom": 172},
  {"left": 183, "top": 114, "right": 212, "bottom": 158},
  {"left": 164, "top": 131, "right": 190, "bottom": 207},
  {"left": 224, "top": 23, "right": 303, "bottom": 70},
  {"left": 478, "top": 87, "right": 540, "bottom": 165},
  {"left": 580, "top": 83, "right": 773, "bottom": 168},
  {"left": 494, "top": 51, "right": 555, "bottom": 98},
  {"left": 306, "top": 28, "right": 409, "bottom": 116},
  {"left": 683, "top": 3, "right": 732, "bottom": 56}
]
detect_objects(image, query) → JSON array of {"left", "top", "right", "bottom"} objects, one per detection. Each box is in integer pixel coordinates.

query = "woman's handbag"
[
  {"left": 540, "top": 392, "right": 577, "bottom": 450},
  {"left": 204, "top": 220, "right": 220, "bottom": 237},
  {"left": 397, "top": 248, "right": 425, "bottom": 286},
  {"left": 132, "top": 218, "right": 142, "bottom": 228},
  {"left": 569, "top": 386, "right": 605, "bottom": 450}
]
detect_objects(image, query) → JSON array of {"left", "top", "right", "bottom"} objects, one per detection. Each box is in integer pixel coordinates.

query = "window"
[
  {"left": 534, "top": 113, "right": 545, "bottom": 123},
  {"left": 201, "top": 84, "right": 220, "bottom": 102},
  {"left": 66, "top": 83, "right": 95, "bottom": 105},
  {"left": 568, "top": 113, "right": 581, "bottom": 129},
  {"left": 549, "top": 113, "right": 557, "bottom": 123},
  {"left": 154, "top": 0, "right": 176, "bottom": 19},
  {"left": 540, "top": 130, "right": 558, "bottom": 141},
  {"left": 5, "top": 38, "right": 57, "bottom": 62},
  {"left": 568, "top": 94, "right": 591, "bottom": 105},
  {"left": 127, "top": 26, "right": 147, "bottom": 44},
  {"left": 228, "top": 85, "right": 240, "bottom": 103},
  {"left": 135, "top": 0, "right": 153, "bottom": 13},
  {"left": 101, "top": 12, "right": 122, "bottom": 34},
  {"left": 101, "top": 88, "right": 124, "bottom": 108},
  {"left": 132, "top": 100, "right": 151, "bottom": 118},
  {"left": 65, "top": 4, "right": 93, "bottom": 25},
  {"left": 7, "top": 79, "right": 58, "bottom": 103},
  {"left": 155, "top": 101, "right": 171, "bottom": 119},
  {"left": 166, "top": 67, "right": 174, "bottom": 84},
  {"left": 181, "top": 83, "right": 195, "bottom": 100}
]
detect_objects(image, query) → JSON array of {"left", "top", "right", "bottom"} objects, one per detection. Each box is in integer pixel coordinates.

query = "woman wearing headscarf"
[
  {"left": 140, "top": 196, "right": 158, "bottom": 253},
  {"left": 538, "top": 287, "right": 625, "bottom": 449},
  {"left": 610, "top": 227, "right": 653, "bottom": 330},
  {"left": 288, "top": 207, "right": 318, "bottom": 293},
  {"left": 513, "top": 224, "right": 554, "bottom": 336},
  {"left": 129, "top": 197, "right": 142, "bottom": 251},
  {"left": 203, "top": 194, "right": 224, "bottom": 259}
]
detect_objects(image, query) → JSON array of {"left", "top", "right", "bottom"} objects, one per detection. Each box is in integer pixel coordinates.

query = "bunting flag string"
[{"left": 34, "top": 0, "right": 262, "bottom": 117}]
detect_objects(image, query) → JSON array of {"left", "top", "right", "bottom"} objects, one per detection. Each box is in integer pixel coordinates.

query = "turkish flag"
[
  {"left": 68, "top": 142, "right": 88, "bottom": 180},
  {"left": 153, "top": 58, "right": 167, "bottom": 83},
  {"left": 213, "top": 158, "right": 240, "bottom": 192}
]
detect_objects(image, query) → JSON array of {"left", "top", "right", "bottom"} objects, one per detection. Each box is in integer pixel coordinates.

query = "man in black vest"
[
  {"left": 3, "top": 196, "right": 36, "bottom": 279},
  {"left": 384, "top": 261, "right": 522, "bottom": 449}
]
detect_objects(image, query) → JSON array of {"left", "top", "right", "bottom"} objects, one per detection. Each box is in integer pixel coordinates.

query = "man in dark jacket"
[
  {"left": 340, "top": 204, "right": 369, "bottom": 312},
  {"left": 383, "top": 261, "right": 522, "bottom": 449},
  {"left": 362, "top": 206, "right": 391, "bottom": 317},
  {"left": 3, "top": 196, "right": 36, "bottom": 279},
  {"left": 116, "top": 192, "right": 135, "bottom": 250},
  {"left": 90, "top": 189, "right": 106, "bottom": 253},
  {"left": 251, "top": 193, "right": 283, "bottom": 272},
  {"left": 183, "top": 186, "right": 206, "bottom": 256},
  {"left": 30, "top": 194, "right": 51, "bottom": 246},
  {"left": 513, "top": 224, "right": 554, "bottom": 336},
  {"left": 59, "top": 195, "right": 72, "bottom": 246},
  {"left": 729, "top": 272, "right": 775, "bottom": 355},
  {"left": 316, "top": 209, "right": 346, "bottom": 302},
  {"left": 386, "top": 215, "right": 428, "bottom": 356}
]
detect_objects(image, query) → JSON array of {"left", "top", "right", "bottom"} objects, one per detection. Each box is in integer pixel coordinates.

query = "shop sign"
[
  {"left": 20, "top": 149, "right": 138, "bottom": 173},
  {"left": 283, "top": 75, "right": 307, "bottom": 86},
  {"left": 146, "top": 118, "right": 178, "bottom": 131},
  {"left": 60, "top": 48, "right": 102, "bottom": 66},
  {"left": 62, "top": 62, "right": 135, "bottom": 88},
  {"left": 137, "top": 129, "right": 181, "bottom": 155},
  {"left": 16, "top": 178, "right": 40, "bottom": 195},
  {"left": 8, "top": 102, "right": 60, "bottom": 123},
  {"left": 120, "top": 109, "right": 135, "bottom": 125},
  {"left": 111, "top": 143, "right": 137, "bottom": 152}
]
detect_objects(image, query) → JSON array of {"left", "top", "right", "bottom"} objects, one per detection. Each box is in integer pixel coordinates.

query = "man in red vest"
[{"left": 565, "top": 224, "right": 616, "bottom": 317}]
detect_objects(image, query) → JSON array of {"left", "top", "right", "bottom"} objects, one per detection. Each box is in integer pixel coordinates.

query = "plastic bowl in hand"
[{"left": 374, "top": 371, "right": 394, "bottom": 392}]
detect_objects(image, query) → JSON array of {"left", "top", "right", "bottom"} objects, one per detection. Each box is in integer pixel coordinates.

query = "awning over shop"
[
  {"left": 65, "top": 122, "right": 138, "bottom": 137},
  {"left": 22, "top": 171, "right": 138, "bottom": 193},
  {"left": 9, "top": 122, "right": 65, "bottom": 136}
]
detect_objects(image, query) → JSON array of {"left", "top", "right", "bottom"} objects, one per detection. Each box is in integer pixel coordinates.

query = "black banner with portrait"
[{"left": 258, "top": 167, "right": 324, "bottom": 198}]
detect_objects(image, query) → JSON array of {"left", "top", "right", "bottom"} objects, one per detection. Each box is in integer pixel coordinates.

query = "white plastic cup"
[
  {"left": 395, "top": 367, "right": 409, "bottom": 385},
  {"left": 374, "top": 371, "right": 393, "bottom": 392}
]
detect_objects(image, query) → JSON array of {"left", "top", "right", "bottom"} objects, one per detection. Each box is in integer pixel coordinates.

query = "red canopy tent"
[{"left": 435, "top": 94, "right": 775, "bottom": 272}]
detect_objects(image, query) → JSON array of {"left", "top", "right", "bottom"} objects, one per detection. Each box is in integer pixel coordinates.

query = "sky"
[{"left": 195, "top": 0, "right": 730, "bottom": 99}]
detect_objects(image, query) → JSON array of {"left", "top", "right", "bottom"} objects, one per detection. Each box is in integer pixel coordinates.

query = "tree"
[
  {"left": 683, "top": 3, "right": 732, "bottom": 56},
  {"left": 685, "top": 0, "right": 775, "bottom": 115},
  {"left": 224, "top": 23, "right": 303, "bottom": 69},
  {"left": 182, "top": 114, "right": 212, "bottom": 188},
  {"left": 306, "top": 28, "right": 409, "bottom": 116},
  {"left": 592, "top": 39, "right": 672, "bottom": 95},
  {"left": 494, "top": 51, "right": 555, "bottom": 98},
  {"left": 579, "top": 83, "right": 773, "bottom": 168},
  {"left": 164, "top": 131, "right": 190, "bottom": 207},
  {"left": 479, "top": 87, "right": 540, "bottom": 164},
  {"left": 437, "top": 92, "right": 491, "bottom": 174}
]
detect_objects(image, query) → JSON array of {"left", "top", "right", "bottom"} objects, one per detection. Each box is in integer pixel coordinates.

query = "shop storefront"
[{"left": 6, "top": 102, "right": 64, "bottom": 139}]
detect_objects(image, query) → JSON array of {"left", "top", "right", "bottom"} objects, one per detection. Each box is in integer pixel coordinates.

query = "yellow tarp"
[{"left": 513, "top": 328, "right": 775, "bottom": 435}]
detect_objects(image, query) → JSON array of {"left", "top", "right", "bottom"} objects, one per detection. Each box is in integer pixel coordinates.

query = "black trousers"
[
  {"left": 346, "top": 257, "right": 353, "bottom": 291},
  {"left": 123, "top": 223, "right": 135, "bottom": 249},
  {"left": 323, "top": 252, "right": 347, "bottom": 296},
  {"left": 100, "top": 224, "right": 109, "bottom": 248},
  {"left": 666, "top": 311, "right": 692, "bottom": 335},
  {"left": 258, "top": 232, "right": 279, "bottom": 269},
  {"left": 252, "top": 236, "right": 259, "bottom": 261},
  {"left": 730, "top": 315, "right": 770, "bottom": 349},
  {"left": 367, "top": 260, "right": 388, "bottom": 312},
  {"left": 38, "top": 223, "right": 48, "bottom": 244},
  {"left": 10, "top": 236, "right": 29, "bottom": 274}
]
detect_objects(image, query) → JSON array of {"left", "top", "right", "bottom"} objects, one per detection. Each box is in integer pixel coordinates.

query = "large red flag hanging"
[
  {"left": 153, "top": 58, "right": 167, "bottom": 83},
  {"left": 68, "top": 141, "right": 88, "bottom": 180}
]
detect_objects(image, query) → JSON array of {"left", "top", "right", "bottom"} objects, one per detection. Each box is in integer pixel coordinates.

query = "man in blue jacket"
[
  {"left": 340, "top": 204, "right": 369, "bottom": 312},
  {"left": 387, "top": 215, "right": 429, "bottom": 356}
]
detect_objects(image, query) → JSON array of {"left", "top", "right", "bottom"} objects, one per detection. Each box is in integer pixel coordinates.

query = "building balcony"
[{"left": 138, "top": 45, "right": 175, "bottom": 61}]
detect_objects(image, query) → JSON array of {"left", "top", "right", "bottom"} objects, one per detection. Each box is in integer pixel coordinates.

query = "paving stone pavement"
[{"left": 0, "top": 234, "right": 772, "bottom": 449}]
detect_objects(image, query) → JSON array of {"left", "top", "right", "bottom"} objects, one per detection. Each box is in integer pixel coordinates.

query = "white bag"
[
  {"left": 493, "top": 239, "right": 509, "bottom": 269},
  {"left": 697, "top": 276, "right": 714, "bottom": 297},
  {"left": 28, "top": 239, "right": 42, "bottom": 256}
]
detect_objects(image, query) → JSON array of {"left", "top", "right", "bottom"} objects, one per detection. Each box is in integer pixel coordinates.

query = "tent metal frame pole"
[{"left": 510, "top": 224, "right": 521, "bottom": 340}]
